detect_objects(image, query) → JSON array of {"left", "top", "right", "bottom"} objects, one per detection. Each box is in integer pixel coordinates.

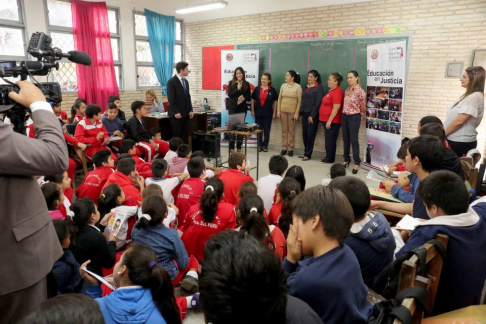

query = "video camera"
[{"left": 0, "top": 32, "right": 91, "bottom": 134}]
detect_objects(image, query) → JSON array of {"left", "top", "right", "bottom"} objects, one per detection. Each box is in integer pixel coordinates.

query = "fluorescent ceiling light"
[{"left": 175, "top": 1, "right": 228, "bottom": 14}]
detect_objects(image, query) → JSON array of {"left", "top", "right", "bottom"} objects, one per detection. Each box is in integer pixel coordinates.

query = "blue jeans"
[
  {"left": 342, "top": 113, "right": 362, "bottom": 165},
  {"left": 322, "top": 122, "right": 341, "bottom": 162}
]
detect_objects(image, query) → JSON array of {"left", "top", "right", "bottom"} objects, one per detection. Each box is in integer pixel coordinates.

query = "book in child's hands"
[
  {"left": 108, "top": 208, "right": 129, "bottom": 237},
  {"left": 82, "top": 267, "right": 117, "bottom": 291},
  {"left": 396, "top": 214, "right": 426, "bottom": 231}
]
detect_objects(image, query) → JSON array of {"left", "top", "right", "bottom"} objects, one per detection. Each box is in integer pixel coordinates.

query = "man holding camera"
[{"left": 0, "top": 81, "right": 68, "bottom": 323}]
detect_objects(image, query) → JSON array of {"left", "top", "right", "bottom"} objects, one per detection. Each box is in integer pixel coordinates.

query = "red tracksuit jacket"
[
  {"left": 175, "top": 177, "right": 206, "bottom": 226},
  {"left": 218, "top": 169, "right": 254, "bottom": 205},
  {"left": 103, "top": 171, "right": 142, "bottom": 204},
  {"left": 76, "top": 166, "right": 115, "bottom": 205},
  {"left": 74, "top": 117, "right": 109, "bottom": 147}
]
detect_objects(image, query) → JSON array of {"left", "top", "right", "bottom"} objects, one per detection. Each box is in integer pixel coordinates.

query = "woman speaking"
[
  {"left": 251, "top": 73, "right": 278, "bottom": 152},
  {"left": 277, "top": 70, "right": 302, "bottom": 157},
  {"left": 342, "top": 71, "right": 366, "bottom": 174},
  {"left": 226, "top": 67, "right": 251, "bottom": 152},
  {"left": 444, "top": 66, "right": 485, "bottom": 157}
]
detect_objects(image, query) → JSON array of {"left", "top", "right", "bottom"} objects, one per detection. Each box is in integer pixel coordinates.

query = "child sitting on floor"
[
  {"left": 238, "top": 181, "right": 257, "bottom": 198},
  {"left": 41, "top": 182, "right": 65, "bottom": 220},
  {"left": 44, "top": 171, "right": 73, "bottom": 217},
  {"left": 218, "top": 152, "right": 253, "bottom": 205},
  {"left": 103, "top": 157, "right": 144, "bottom": 204},
  {"left": 165, "top": 137, "right": 183, "bottom": 165},
  {"left": 142, "top": 184, "right": 179, "bottom": 229},
  {"left": 169, "top": 144, "right": 191, "bottom": 175},
  {"left": 76, "top": 150, "right": 115, "bottom": 204},
  {"left": 176, "top": 157, "right": 207, "bottom": 225},
  {"left": 146, "top": 159, "right": 188, "bottom": 204},
  {"left": 268, "top": 177, "right": 301, "bottom": 237},
  {"left": 257, "top": 155, "right": 288, "bottom": 213},
  {"left": 120, "top": 139, "right": 153, "bottom": 178}
]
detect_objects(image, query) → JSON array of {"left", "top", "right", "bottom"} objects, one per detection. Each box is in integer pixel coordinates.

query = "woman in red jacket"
[{"left": 181, "top": 177, "right": 236, "bottom": 262}]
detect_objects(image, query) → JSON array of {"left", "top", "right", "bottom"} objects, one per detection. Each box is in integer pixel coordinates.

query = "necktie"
[{"left": 181, "top": 78, "right": 187, "bottom": 94}]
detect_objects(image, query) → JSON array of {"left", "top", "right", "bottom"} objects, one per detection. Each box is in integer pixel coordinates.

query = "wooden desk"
[
  {"left": 212, "top": 129, "right": 263, "bottom": 178},
  {"left": 143, "top": 112, "right": 207, "bottom": 146}
]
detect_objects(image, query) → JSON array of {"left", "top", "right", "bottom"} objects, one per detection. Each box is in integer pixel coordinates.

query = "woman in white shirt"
[{"left": 444, "top": 66, "right": 485, "bottom": 157}]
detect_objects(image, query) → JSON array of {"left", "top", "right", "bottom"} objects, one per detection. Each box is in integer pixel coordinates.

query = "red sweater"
[
  {"left": 218, "top": 169, "right": 254, "bottom": 205},
  {"left": 103, "top": 171, "right": 142, "bottom": 204},
  {"left": 175, "top": 177, "right": 206, "bottom": 226},
  {"left": 268, "top": 201, "right": 283, "bottom": 227},
  {"left": 181, "top": 201, "right": 236, "bottom": 262},
  {"left": 269, "top": 226, "right": 286, "bottom": 261},
  {"left": 131, "top": 154, "right": 153, "bottom": 179},
  {"left": 74, "top": 117, "right": 109, "bottom": 148},
  {"left": 76, "top": 166, "right": 115, "bottom": 205}
]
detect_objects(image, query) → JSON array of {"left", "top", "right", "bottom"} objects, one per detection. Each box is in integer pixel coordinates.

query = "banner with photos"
[{"left": 364, "top": 40, "right": 407, "bottom": 168}]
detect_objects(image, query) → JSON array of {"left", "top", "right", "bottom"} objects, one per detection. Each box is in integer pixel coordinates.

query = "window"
[
  {"left": 45, "top": 0, "right": 122, "bottom": 91},
  {"left": 133, "top": 11, "right": 183, "bottom": 88}
]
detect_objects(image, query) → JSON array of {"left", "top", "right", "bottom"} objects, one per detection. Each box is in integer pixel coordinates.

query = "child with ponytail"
[
  {"left": 268, "top": 177, "right": 301, "bottom": 238},
  {"left": 181, "top": 177, "right": 236, "bottom": 262},
  {"left": 68, "top": 198, "right": 118, "bottom": 298},
  {"left": 237, "top": 194, "right": 286, "bottom": 261},
  {"left": 132, "top": 196, "right": 199, "bottom": 295},
  {"left": 41, "top": 182, "right": 65, "bottom": 220},
  {"left": 80, "top": 243, "right": 182, "bottom": 324}
]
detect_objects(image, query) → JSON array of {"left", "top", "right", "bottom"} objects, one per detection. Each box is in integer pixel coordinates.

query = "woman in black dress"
[{"left": 226, "top": 67, "right": 251, "bottom": 152}]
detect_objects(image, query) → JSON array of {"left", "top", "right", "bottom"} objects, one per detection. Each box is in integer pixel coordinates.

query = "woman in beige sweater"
[{"left": 277, "top": 70, "right": 302, "bottom": 157}]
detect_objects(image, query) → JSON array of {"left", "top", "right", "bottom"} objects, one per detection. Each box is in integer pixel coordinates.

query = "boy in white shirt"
[
  {"left": 164, "top": 137, "right": 183, "bottom": 166},
  {"left": 145, "top": 159, "right": 188, "bottom": 203},
  {"left": 257, "top": 155, "right": 288, "bottom": 213}
]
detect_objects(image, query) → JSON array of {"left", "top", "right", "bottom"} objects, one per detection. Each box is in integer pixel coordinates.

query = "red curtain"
[{"left": 71, "top": 0, "right": 119, "bottom": 111}]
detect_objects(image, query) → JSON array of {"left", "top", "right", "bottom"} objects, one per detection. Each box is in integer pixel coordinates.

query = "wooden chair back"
[
  {"left": 393, "top": 276, "right": 431, "bottom": 324},
  {"left": 397, "top": 234, "right": 449, "bottom": 317}
]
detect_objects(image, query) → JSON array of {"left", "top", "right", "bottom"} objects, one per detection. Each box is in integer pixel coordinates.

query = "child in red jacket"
[
  {"left": 71, "top": 98, "right": 87, "bottom": 122},
  {"left": 176, "top": 157, "right": 206, "bottom": 226},
  {"left": 103, "top": 157, "right": 144, "bottom": 205},
  {"left": 44, "top": 171, "right": 73, "bottom": 218},
  {"left": 218, "top": 152, "right": 253, "bottom": 205},
  {"left": 76, "top": 150, "right": 115, "bottom": 204},
  {"left": 52, "top": 100, "right": 68, "bottom": 123},
  {"left": 268, "top": 177, "right": 301, "bottom": 238},
  {"left": 181, "top": 177, "right": 236, "bottom": 262},
  {"left": 74, "top": 104, "right": 116, "bottom": 161},
  {"left": 120, "top": 139, "right": 153, "bottom": 179}
]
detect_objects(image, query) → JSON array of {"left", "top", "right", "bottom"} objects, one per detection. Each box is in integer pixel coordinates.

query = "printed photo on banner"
[
  {"left": 388, "top": 99, "right": 402, "bottom": 111},
  {"left": 389, "top": 87, "right": 403, "bottom": 99},
  {"left": 375, "top": 86, "right": 389, "bottom": 98},
  {"left": 366, "top": 108, "right": 376, "bottom": 118},
  {"left": 389, "top": 122, "right": 401, "bottom": 135}
]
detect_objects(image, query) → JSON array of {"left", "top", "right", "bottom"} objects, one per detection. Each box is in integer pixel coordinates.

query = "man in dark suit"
[
  {"left": 0, "top": 81, "right": 68, "bottom": 323},
  {"left": 167, "top": 61, "right": 194, "bottom": 143}
]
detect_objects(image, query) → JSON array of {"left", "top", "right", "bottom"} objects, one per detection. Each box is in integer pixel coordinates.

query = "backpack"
[
  {"left": 373, "top": 239, "right": 447, "bottom": 299},
  {"left": 368, "top": 286, "right": 429, "bottom": 324}
]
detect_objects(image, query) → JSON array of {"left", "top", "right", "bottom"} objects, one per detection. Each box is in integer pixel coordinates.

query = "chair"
[
  {"left": 393, "top": 276, "right": 431, "bottom": 324},
  {"left": 163, "top": 101, "right": 169, "bottom": 112},
  {"left": 397, "top": 234, "right": 449, "bottom": 317},
  {"left": 476, "top": 159, "right": 485, "bottom": 194}
]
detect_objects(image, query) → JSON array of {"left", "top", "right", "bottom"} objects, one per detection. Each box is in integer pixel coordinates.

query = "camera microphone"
[
  {"left": 28, "top": 49, "right": 92, "bottom": 66},
  {"left": 21, "top": 61, "right": 58, "bottom": 70}
]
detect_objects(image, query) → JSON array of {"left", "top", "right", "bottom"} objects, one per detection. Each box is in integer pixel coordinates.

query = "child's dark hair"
[
  {"left": 71, "top": 98, "right": 86, "bottom": 119},
  {"left": 330, "top": 163, "right": 346, "bottom": 179},
  {"left": 151, "top": 159, "right": 168, "bottom": 178},
  {"left": 169, "top": 137, "right": 183, "bottom": 151},
  {"left": 92, "top": 149, "right": 112, "bottom": 167},
  {"left": 420, "top": 123, "right": 446, "bottom": 142},
  {"left": 200, "top": 177, "right": 224, "bottom": 223},
  {"left": 238, "top": 194, "right": 274, "bottom": 250},
  {"left": 187, "top": 157, "right": 205, "bottom": 177},
  {"left": 190, "top": 150, "right": 204, "bottom": 159},
  {"left": 67, "top": 198, "right": 96, "bottom": 243},
  {"left": 131, "top": 100, "right": 145, "bottom": 114},
  {"left": 121, "top": 243, "right": 181, "bottom": 324},
  {"left": 117, "top": 158, "right": 136, "bottom": 176},
  {"left": 329, "top": 176, "right": 371, "bottom": 220},
  {"left": 269, "top": 155, "right": 288, "bottom": 176},
  {"left": 142, "top": 184, "right": 163, "bottom": 200},
  {"left": 53, "top": 219, "right": 68, "bottom": 244},
  {"left": 136, "top": 196, "right": 168, "bottom": 229},
  {"left": 419, "top": 115, "right": 443, "bottom": 127},
  {"left": 121, "top": 139, "right": 136, "bottom": 154},
  {"left": 85, "top": 104, "right": 101, "bottom": 118},
  {"left": 277, "top": 177, "right": 302, "bottom": 237},
  {"left": 408, "top": 135, "right": 446, "bottom": 173},
  {"left": 117, "top": 153, "right": 132, "bottom": 163},
  {"left": 41, "top": 182, "right": 62, "bottom": 211},
  {"left": 308, "top": 69, "right": 322, "bottom": 84},
  {"left": 150, "top": 127, "right": 161, "bottom": 138},
  {"left": 287, "top": 70, "right": 301, "bottom": 84},
  {"left": 98, "top": 184, "right": 123, "bottom": 218},
  {"left": 238, "top": 181, "right": 257, "bottom": 198},
  {"left": 292, "top": 186, "right": 354, "bottom": 243},
  {"left": 108, "top": 95, "right": 120, "bottom": 103},
  {"left": 176, "top": 144, "right": 191, "bottom": 158},
  {"left": 397, "top": 141, "right": 409, "bottom": 160},
  {"left": 228, "top": 152, "right": 245, "bottom": 169},
  {"left": 107, "top": 102, "right": 118, "bottom": 110},
  {"left": 17, "top": 294, "right": 105, "bottom": 324},
  {"left": 44, "top": 172, "right": 64, "bottom": 184},
  {"left": 285, "top": 165, "right": 306, "bottom": 191},
  {"left": 418, "top": 170, "right": 469, "bottom": 215}
]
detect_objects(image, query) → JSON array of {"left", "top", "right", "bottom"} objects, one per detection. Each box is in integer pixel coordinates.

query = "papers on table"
[{"left": 396, "top": 214, "right": 426, "bottom": 231}]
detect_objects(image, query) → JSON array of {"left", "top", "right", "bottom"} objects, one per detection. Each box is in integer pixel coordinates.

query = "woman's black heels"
[
  {"left": 342, "top": 161, "right": 350, "bottom": 168},
  {"left": 352, "top": 165, "right": 360, "bottom": 174}
]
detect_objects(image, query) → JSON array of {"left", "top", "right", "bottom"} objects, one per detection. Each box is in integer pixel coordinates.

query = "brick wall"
[{"left": 184, "top": 0, "right": 486, "bottom": 158}]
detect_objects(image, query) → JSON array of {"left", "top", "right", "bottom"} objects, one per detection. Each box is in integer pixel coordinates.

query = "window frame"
[
  {"left": 133, "top": 10, "right": 184, "bottom": 90},
  {"left": 0, "top": 0, "right": 28, "bottom": 62},
  {"left": 44, "top": 0, "right": 123, "bottom": 91}
]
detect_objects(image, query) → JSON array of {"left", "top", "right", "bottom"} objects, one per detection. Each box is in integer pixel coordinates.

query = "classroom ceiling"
[{"left": 167, "top": 0, "right": 377, "bottom": 22}]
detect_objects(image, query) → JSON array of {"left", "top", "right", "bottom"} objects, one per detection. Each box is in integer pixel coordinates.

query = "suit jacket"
[
  {"left": 0, "top": 107, "right": 68, "bottom": 295},
  {"left": 251, "top": 85, "right": 278, "bottom": 118},
  {"left": 300, "top": 84, "right": 324, "bottom": 120},
  {"left": 226, "top": 81, "right": 251, "bottom": 115},
  {"left": 167, "top": 75, "right": 193, "bottom": 118}
]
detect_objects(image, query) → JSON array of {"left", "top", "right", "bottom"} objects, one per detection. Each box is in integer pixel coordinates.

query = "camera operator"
[{"left": 0, "top": 81, "right": 68, "bottom": 323}]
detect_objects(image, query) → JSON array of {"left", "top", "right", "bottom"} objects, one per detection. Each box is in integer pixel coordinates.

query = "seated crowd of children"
[{"left": 23, "top": 100, "right": 486, "bottom": 324}]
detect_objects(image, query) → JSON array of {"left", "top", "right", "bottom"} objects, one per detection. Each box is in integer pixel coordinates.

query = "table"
[
  {"left": 143, "top": 112, "right": 207, "bottom": 146},
  {"left": 212, "top": 128, "right": 263, "bottom": 179}
]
